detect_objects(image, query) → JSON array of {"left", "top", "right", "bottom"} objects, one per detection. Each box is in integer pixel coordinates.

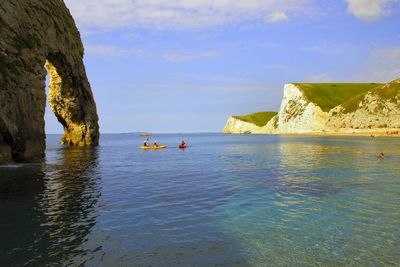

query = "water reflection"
[
  {"left": 276, "top": 139, "right": 338, "bottom": 198},
  {"left": 0, "top": 147, "right": 100, "bottom": 266},
  {"left": 217, "top": 136, "right": 400, "bottom": 265},
  {"left": 1, "top": 135, "right": 399, "bottom": 266}
]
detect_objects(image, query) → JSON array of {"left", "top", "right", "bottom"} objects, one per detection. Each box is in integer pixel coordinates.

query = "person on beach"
[{"left": 379, "top": 153, "right": 384, "bottom": 159}]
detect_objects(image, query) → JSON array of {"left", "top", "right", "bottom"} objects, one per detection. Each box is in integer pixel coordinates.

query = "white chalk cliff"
[
  {"left": 223, "top": 117, "right": 266, "bottom": 134},
  {"left": 224, "top": 79, "right": 400, "bottom": 134},
  {"left": 275, "top": 84, "right": 330, "bottom": 133},
  {"left": 223, "top": 114, "right": 277, "bottom": 134},
  {"left": 326, "top": 80, "right": 400, "bottom": 132}
]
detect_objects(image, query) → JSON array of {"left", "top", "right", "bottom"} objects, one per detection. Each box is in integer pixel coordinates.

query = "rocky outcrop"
[
  {"left": 224, "top": 116, "right": 265, "bottom": 134},
  {"left": 326, "top": 80, "right": 400, "bottom": 131},
  {"left": 276, "top": 84, "right": 330, "bottom": 133},
  {"left": 224, "top": 80, "right": 399, "bottom": 135},
  {"left": 0, "top": 0, "right": 99, "bottom": 162},
  {"left": 223, "top": 113, "right": 278, "bottom": 134},
  {"left": 223, "top": 115, "right": 278, "bottom": 134}
]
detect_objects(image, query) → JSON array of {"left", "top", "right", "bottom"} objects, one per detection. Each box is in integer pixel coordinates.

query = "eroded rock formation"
[
  {"left": 223, "top": 80, "right": 400, "bottom": 135},
  {"left": 276, "top": 84, "right": 330, "bottom": 133},
  {"left": 223, "top": 116, "right": 277, "bottom": 134},
  {"left": 326, "top": 79, "right": 400, "bottom": 130},
  {"left": 0, "top": 0, "right": 99, "bottom": 162}
]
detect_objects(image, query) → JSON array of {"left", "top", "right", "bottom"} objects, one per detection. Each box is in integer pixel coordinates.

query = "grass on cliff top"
[
  {"left": 233, "top": 112, "right": 278, "bottom": 127},
  {"left": 293, "top": 83, "right": 382, "bottom": 112},
  {"left": 341, "top": 81, "right": 400, "bottom": 113}
]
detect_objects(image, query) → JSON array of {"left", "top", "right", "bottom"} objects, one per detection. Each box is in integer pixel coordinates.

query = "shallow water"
[{"left": 0, "top": 134, "right": 399, "bottom": 266}]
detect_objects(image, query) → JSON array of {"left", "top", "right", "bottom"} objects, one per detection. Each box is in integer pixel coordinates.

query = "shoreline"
[
  {"left": 279, "top": 132, "right": 400, "bottom": 137},
  {"left": 225, "top": 129, "right": 400, "bottom": 137}
]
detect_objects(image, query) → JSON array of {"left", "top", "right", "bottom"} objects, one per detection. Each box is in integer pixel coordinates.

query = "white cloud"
[
  {"left": 265, "top": 11, "right": 289, "bottom": 23},
  {"left": 345, "top": 0, "right": 398, "bottom": 21},
  {"left": 85, "top": 44, "right": 218, "bottom": 62},
  {"left": 354, "top": 46, "right": 400, "bottom": 82},
  {"left": 64, "top": 0, "right": 312, "bottom": 30}
]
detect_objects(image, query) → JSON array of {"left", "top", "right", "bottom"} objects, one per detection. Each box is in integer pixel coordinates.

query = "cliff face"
[
  {"left": 326, "top": 80, "right": 400, "bottom": 131},
  {"left": 223, "top": 116, "right": 271, "bottom": 134},
  {"left": 0, "top": 0, "right": 99, "bottom": 162},
  {"left": 275, "top": 81, "right": 400, "bottom": 133},
  {"left": 224, "top": 80, "right": 400, "bottom": 135},
  {"left": 223, "top": 112, "right": 278, "bottom": 134},
  {"left": 276, "top": 84, "right": 330, "bottom": 133}
]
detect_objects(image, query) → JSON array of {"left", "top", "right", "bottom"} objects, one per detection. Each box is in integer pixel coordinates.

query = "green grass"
[
  {"left": 374, "top": 80, "right": 400, "bottom": 100},
  {"left": 293, "top": 83, "right": 382, "bottom": 112},
  {"left": 341, "top": 81, "right": 400, "bottom": 113},
  {"left": 233, "top": 112, "right": 278, "bottom": 127}
]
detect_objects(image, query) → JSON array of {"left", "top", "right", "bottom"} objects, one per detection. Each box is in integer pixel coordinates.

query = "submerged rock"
[{"left": 0, "top": 0, "right": 99, "bottom": 162}]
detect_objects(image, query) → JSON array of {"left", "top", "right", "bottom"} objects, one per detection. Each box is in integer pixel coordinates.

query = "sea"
[{"left": 0, "top": 133, "right": 399, "bottom": 266}]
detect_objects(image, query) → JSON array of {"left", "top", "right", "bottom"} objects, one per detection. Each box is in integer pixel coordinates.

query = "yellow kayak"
[{"left": 140, "top": 145, "right": 167, "bottom": 150}]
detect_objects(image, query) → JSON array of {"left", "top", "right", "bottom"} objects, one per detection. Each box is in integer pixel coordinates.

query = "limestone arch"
[
  {"left": 45, "top": 56, "right": 98, "bottom": 147},
  {"left": 0, "top": 0, "right": 99, "bottom": 163}
]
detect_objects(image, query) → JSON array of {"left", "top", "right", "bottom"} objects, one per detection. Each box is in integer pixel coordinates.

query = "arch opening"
[
  {"left": 0, "top": 0, "right": 99, "bottom": 163},
  {"left": 44, "top": 58, "right": 99, "bottom": 147},
  {"left": 44, "top": 60, "right": 64, "bottom": 135}
]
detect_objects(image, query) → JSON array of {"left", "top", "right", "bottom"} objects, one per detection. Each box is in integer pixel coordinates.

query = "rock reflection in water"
[
  {"left": 276, "top": 139, "right": 338, "bottom": 197},
  {"left": 0, "top": 147, "right": 100, "bottom": 266}
]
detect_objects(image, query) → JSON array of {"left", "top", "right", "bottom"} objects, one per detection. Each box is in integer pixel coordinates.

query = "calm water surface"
[{"left": 0, "top": 134, "right": 399, "bottom": 266}]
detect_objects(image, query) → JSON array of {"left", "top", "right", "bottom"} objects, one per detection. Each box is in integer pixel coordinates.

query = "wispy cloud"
[
  {"left": 64, "top": 0, "right": 313, "bottom": 30},
  {"left": 304, "top": 43, "right": 359, "bottom": 54},
  {"left": 85, "top": 44, "right": 144, "bottom": 56},
  {"left": 265, "top": 11, "right": 289, "bottom": 23},
  {"left": 85, "top": 44, "right": 218, "bottom": 62},
  {"left": 161, "top": 50, "right": 218, "bottom": 62},
  {"left": 345, "top": 0, "right": 399, "bottom": 21},
  {"left": 353, "top": 46, "right": 400, "bottom": 82}
]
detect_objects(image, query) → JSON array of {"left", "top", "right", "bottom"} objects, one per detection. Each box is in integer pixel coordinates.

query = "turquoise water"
[{"left": 0, "top": 134, "right": 399, "bottom": 266}]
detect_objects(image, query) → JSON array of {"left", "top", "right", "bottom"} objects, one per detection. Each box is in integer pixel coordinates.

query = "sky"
[{"left": 45, "top": 0, "right": 400, "bottom": 133}]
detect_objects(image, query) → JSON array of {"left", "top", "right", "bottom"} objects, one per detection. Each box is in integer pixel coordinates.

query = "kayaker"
[
  {"left": 153, "top": 140, "right": 158, "bottom": 147},
  {"left": 143, "top": 138, "right": 149, "bottom": 147},
  {"left": 179, "top": 140, "right": 187, "bottom": 148}
]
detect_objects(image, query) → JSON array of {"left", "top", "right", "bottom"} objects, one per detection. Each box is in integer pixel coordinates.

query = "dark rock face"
[{"left": 0, "top": 0, "right": 99, "bottom": 162}]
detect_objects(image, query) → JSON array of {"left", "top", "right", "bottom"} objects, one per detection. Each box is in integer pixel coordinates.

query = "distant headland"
[{"left": 224, "top": 79, "right": 400, "bottom": 136}]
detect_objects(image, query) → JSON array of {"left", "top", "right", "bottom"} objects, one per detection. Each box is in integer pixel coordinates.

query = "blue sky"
[{"left": 45, "top": 0, "right": 400, "bottom": 133}]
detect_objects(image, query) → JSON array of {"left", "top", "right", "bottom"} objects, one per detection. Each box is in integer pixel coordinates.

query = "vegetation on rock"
[
  {"left": 341, "top": 80, "right": 400, "bottom": 113},
  {"left": 0, "top": 0, "right": 99, "bottom": 163},
  {"left": 233, "top": 112, "right": 278, "bottom": 127},
  {"left": 293, "top": 83, "right": 382, "bottom": 112}
]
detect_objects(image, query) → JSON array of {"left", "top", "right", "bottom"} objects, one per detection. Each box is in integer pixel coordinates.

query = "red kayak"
[{"left": 179, "top": 144, "right": 187, "bottom": 149}]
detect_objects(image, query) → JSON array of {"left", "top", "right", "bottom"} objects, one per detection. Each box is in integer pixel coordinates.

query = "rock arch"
[{"left": 0, "top": 0, "right": 99, "bottom": 162}]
